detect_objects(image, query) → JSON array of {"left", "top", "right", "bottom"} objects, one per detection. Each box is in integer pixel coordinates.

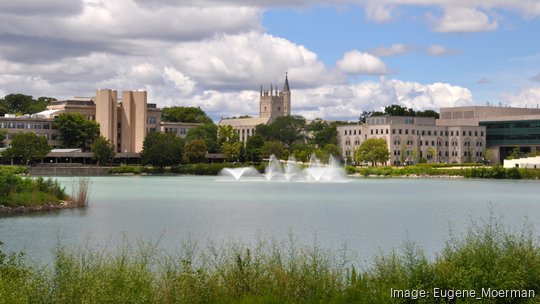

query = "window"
[
  {"left": 9, "top": 122, "right": 15, "bottom": 128},
  {"left": 399, "top": 129, "right": 402, "bottom": 134},
  {"left": 0, "top": 122, "right": 6, "bottom": 128},
  {"left": 405, "top": 129, "right": 408, "bottom": 135},
  {"left": 147, "top": 116, "right": 157, "bottom": 124},
  {"left": 43, "top": 123, "right": 50, "bottom": 129},
  {"left": 434, "top": 131, "right": 437, "bottom": 136},
  {"left": 385, "top": 129, "right": 388, "bottom": 134},
  {"left": 450, "top": 131, "right": 454, "bottom": 136},
  {"left": 17, "top": 122, "right": 24, "bottom": 129},
  {"left": 353, "top": 130, "right": 356, "bottom": 135},
  {"left": 392, "top": 129, "right": 395, "bottom": 134},
  {"left": 428, "top": 130, "right": 431, "bottom": 136},
  {"left": 421, "top": 130, "right": 425, "bottom": 136},
  {"left": 371, "top": 129, "right": 373, "bottom": 135},
  {"left": 469, "top": 131, "right": 472, "bottom": 136}
]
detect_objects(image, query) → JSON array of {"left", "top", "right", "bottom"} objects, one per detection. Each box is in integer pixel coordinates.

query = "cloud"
[
  {"left": 0, "top": 0, "right": 83, "bottom": 16},
  {"left": 476, "top": 78, "right": 491, "bottom": 84},
  {"left": 529, "top": 73, "right": 540, "bottom": 83},
  {"left": 292, "top": 78, "right": 473, "bottom": 120},
  {"left": 503, "top": 87, "right": 540, "bottom": 108},
  {"left": 336, "top": 51, "right": 387, "bottom": 75},
  {"left": 430, "top": 7, "right": 498, "bottom": 33},
  {"left": 425, "top": 44, "right": 461, "bottom": 56},
  {"left": 371, "top": 44, "right": 411, "bottom": 57}
]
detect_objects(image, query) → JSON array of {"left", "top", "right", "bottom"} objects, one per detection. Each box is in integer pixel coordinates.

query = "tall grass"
[
  {"left": 1, "top": 218, "right": 540, "bottom": 303},
  {"left": 72, "top": 177, "right": 91, "bottom": 207}
]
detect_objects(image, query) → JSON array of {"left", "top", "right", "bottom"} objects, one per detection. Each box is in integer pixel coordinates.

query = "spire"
[{"left": 283, "top": 72, "right": 290, "bottom": 92}]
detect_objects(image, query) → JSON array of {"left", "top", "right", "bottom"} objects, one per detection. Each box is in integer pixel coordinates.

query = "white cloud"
[
  {"left": 336, "top": 51, "right": 387, "bottom": 75},
  {"left": 432, "top": 7, "right": 498, "bottom": 33},
  {"left": 425, "top": 44, "right": 461, "bottom": 56},
  {"left": 503, "top": 87, "right": 540, "bottom": 108},
  {"left": 371, "top": 44, "right": 411, "bottom": 57}
]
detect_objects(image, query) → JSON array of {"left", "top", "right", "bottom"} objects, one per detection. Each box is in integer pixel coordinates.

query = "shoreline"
[{"left": 0, "top": 200, "right": 80, "bottom": 215}]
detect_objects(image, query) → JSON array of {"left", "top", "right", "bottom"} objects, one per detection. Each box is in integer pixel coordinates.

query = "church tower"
[{"left": 259, "top": 74, "right": 291, "bottom": 122}]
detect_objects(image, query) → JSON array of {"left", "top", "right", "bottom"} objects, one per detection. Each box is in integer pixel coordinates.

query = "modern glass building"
[{"left": 480, "top": 120, "right": 540, "bottom": 160}]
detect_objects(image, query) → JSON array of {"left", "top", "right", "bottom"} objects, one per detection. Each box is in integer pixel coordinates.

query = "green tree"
[
  {"left": 354, "top": 138, "right": 389, "bottom": 166},
  {"left": 92, "top": 136, "right": 116, "bottom": 166},
  {"left": 161, "top": 106, "right": 213, "bottom": 124},
  {"left": 416, "top": 110, "right": 440, "bottom": 119},
  {"left": 0, "top": 94, "right": 53, "bottom": 114},
  {"left": 183, "top": 139, "right": 208, "bottom": 163},
  {"left": 507, "top": 147, "right": 523, "bottom": 160},
  {"left": 217, "top": 125, "right": 239, "bottom": 147},
  {"left": 292, "top": 143, "right": 315, "bottom": 163},
  {"left": 245, "top": 135, "right": 265, "bottom": 162},
  {"left": 185, "top": 124, "right": 218, "bottom": 153},
  {"left": 53, "top": 113, "right": 100, "bottom": 151},
  {"left": 141, "top": 132, "right": 184, "bottom": 168},
  {"left": 4, "top": 132, "right": 50, "bottom": 164},
  {"left": 254, "top": 124, "right": 270, "bottom": 140},
  {"left": 384, "top": 104, "right": 416, "bottom": 116},
  {"left": 221, "top": 141, "right": 242, "bottom": 162},
  {"left": 267, "top": 115, "right": 306, "bottom": 147},
  {"left": 261, "top": 141, "right": 287, "bottom": 159},
  {"left": 0, "top": 130, "right": 7, "bottom": 148},
  {"left": 358, "top": 111, "right": 373, "bottom": 123},
  {"left": 307, "top": 121, "right": 338, "bottom": 147},
  {"left": 427, "top": 147, "right": 436, "bottom": 162}
]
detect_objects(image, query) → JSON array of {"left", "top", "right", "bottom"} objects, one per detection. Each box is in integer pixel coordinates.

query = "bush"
[
  {"left": 0, "top": 170, "right": 67, "bottom": 207},
  {"left": 172, "top": 163, "right": 245, "bottom": 175},
  {"left": 110, "top": 165, "right": 144, "bottom": 175}
]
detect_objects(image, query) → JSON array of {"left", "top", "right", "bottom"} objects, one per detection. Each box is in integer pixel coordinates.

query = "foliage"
[
  {"left": 161, "top": 106, "right": 213, "bottom": 124},
  {"left": 0, "top": 171, "right": 67, "bottom": 207},
  {"left": 171, "top": 163, "right": 245, "bottom": 175},
  {"left": 183, "top": 139, "right": 208, "bottom": 163},
  {"left": 109, "top": 165, "right": 144, "bottom": 175},
  {"left": 53, "top": 113, "right": 100, "bottom": 151},
  {"left": 3, "top": 132, "right": 51, "bottom": 164},
  {"left": 91, "top": 136, "right": 116, "bottom": 166},
  {"left": 0, "top": 93, "right": 55, "bottom": 114},
  {"left": 416, "top": 109, "right": 440, "bottom": 119},
  {"left": 0, "top": 129, "right": 7, "bottom": 148},
  {"left": 245, "top": 135, "right": 265, "bottom": 163},
  {"left": 384, "top": 104, "right": 416, "bottom": 116},
  {"left": 307, "top": 120, "right": 338, "bottom": 147},
  {"left": 217, "top": 125, "right": 239, "bottom": 147},
  {"left": 314, "top": 144, "right": 342, "bottom": 164},
  {"left": 140, "top": 132, "right": 184, "bottom": 168},
  {"left": 185, "top": 124, "right": 219, "bottom": 153},
  {"left": 266, "top": 115, "right": 306, "bottom": 147},
  {"left": 354, "top": 138, "right": 390, "bottom": 166},
  {"left": 221, "top": 142, "right": 242, "bottom": 162},
  {"left": 2, "top": 219, "right": 540, "bottom": 303},
  {"left": 260, "top": 141, "right": 287, "bottom": 159},
  {"left": 507, "top": 147, "right": 524, "bottom": 160}
]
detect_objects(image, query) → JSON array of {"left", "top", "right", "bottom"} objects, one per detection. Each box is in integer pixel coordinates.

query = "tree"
[
  {"left": 245, "top": 135, "right": 265, "bottom": 162},
  {"left": 267, "top": 115, "right": 306, "bottom": 147},
  {"left": 221, "top": 141, "right": 242, "bottom": 162},
  {"left": 141, "top": 132, "right": 184, "bottom": 168},
  {"left": 261, "top": 141, "right": 287, "bottom": 159},
  {"left": 183, "top": 139, "right": 208, "bottom": 163},
  {"left": 161, "top": 106, "right": 213, "bottom": 124},
  {"left": 507, "top": 147, "right": 523, "bottom": 160},
  {"left": 0, "top": 94, "right": 53, "bottom": 114},
  {"left": 427, "top": 147, "right": 436, "bottom": 162},
  {"left": 185, "top": 124, "right": 218, "bottom": 153},
  {"left": 53, "top": 113, "right": 100, "bottom": 151},
  {"left": 307, "top": 121, "right": 338, "bottom": 147},
  {"left": 4, "top": 132, "right": 50, "bottom": 164},
  {"left": 254, "top": 124, "right": 270, "bottom": 140},
  {"left": 0, "top": 130, "right": 7, "bottom": 148},
  {"left": 217, "top": 125, "right": 239, "bottom": 147},
  {"left": 384, "top": 104, "right": 416, "bottom": 116},
  {"left": 416, "top": 110, "right": 440, "bottom": 119},
  {"left": 314, "top": 144, "right": 342, "bottom": 164},
  {"left": 354, "top": 138, "right": 389, "bottom": 166},
  {"left": 359, "top": 111, "right": 373, "bottom": 123},
  {"left": 92, "top": 136, "right": 116, "bottom": 166}
]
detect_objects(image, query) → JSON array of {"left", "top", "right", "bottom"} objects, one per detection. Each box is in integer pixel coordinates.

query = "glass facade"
[{"left": 480, "top": 120, "right": 540, "bottom": 146}]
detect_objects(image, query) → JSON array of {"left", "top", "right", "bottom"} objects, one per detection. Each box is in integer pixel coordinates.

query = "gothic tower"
[{"left": 259, "top": 74, "right": 291, "bottom": 122}]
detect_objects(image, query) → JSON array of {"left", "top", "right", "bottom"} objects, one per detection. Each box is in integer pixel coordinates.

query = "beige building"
[
  {"left": 1, "top": 89, "right": 161, "bottom": 154},
  {"left": 219, "top": 75, "right": 291, "bottom": 142},
  {"left": 338, "top": 116, "right": 486, "bottom": 165},
  {"left": 161, "top": 121, "right": 204, "bottom": 138}
]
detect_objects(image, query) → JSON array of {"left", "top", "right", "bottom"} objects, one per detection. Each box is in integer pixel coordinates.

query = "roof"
[
  {"left": 218, "top": 117, "right": 269, "bottom": 127},
  {"left": 51, "top": 148, "right": 82, "bottom": 153},
  {"left": 35, "top": 109, "right": 63, "bottom": 118},
  {"left": 283, "top": 74, "right": 290, "bottom": 92}
]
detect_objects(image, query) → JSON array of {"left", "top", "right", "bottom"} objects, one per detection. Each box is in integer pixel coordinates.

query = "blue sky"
[{"left": 1, "top": 1, "right": 540, "bottom": 120}]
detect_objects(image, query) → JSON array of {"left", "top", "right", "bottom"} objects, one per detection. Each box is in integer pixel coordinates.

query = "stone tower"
[{"left": 259, "top": 74, "right": 291, "bottom": 122}]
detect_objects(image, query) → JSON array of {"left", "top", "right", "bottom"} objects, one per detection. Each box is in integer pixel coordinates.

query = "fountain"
[{"left": 220, "top": 153, "right": 347, "bottom": 182}]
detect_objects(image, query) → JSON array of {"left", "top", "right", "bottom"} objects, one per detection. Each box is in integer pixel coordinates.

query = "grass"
[
  {"left": 1, "top": 218, "right": 540, "bottom": 303},
  {"left": 349, "top": 165, "right": 540, "bottom": 179}
]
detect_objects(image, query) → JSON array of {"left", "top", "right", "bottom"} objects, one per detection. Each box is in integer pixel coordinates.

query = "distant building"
[
  {"left": 0, "top": 89, "right": 161, "bottom": 154},
  {"left": 338, "top": 105, "right": 540, "bottom": 165},
  {"left": 219, "top": 75, "right": 291, "bottom": 142},
  {"left": 337, "top": 116, "right": 486, "bottom": 165}
]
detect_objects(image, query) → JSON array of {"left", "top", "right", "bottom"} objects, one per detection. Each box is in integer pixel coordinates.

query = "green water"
[{"left": 1, "top": 176, "right": 539, "bottom": 262}]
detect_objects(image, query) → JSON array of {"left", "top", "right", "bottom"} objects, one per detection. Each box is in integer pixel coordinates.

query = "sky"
[{"left": 1, "top": 0, "right": 540, "bottom": 121}]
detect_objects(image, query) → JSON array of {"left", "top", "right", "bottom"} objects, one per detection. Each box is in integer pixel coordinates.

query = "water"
[{"left": 1, "top": 176, "right": 539, "bottom": 264}]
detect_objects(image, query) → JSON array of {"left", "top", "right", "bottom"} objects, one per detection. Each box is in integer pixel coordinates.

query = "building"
[
  {"left": 160, "top": 121, "right": 204, "bottom": 138},
  {"left": 437, "top": 106, "right": 540, "bottom": 162},
  {"left": 0, "top": 89, "right": 161, "bottom": 154},
  {"left": 337, "top": 116, "right": 486, "bottom": 165},
  {"left": 219, "top": 75, "right": 291, "bottom": 142}
]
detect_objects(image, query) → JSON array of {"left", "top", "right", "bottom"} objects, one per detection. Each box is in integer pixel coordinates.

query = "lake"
[{"left": 1, "top": 176, "right": 539, "bottom": 263}]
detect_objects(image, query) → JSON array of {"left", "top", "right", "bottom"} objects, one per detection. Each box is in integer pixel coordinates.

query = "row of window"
[
  {"left": 346, "top": 138, "right": 484, "bottom": 147},
  {"left": 164, "top": 127, "right": 189, "bottom": 135},
  {"left": 4, "top": 133, "right": 57, "bottom": 140},
  {"left": 343, "top": 128, "right": 485, "bottom": 137},
  {"left": 0, "top": 122, "right": 52, "bottom": 129}
]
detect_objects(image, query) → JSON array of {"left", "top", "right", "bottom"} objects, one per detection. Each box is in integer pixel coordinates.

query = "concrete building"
[
  {"left": 337, "top": 116, "right": 486, "bottom": 165},
  {"left": 219, "top": 75, "right": 291, "bottom": 142},
  {"left": 160, "top": 121, "right": 204, "bottom": 138},
  {"left": 437, "top": 106, "right": 540, "bottom": 162},
  {"left": 0, "top": 89, "right": 161, "bottom": 154}
]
